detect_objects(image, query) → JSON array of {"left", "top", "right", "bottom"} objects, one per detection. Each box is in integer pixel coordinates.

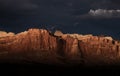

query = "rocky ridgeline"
[
  {"left": 0, "top": 31, "right": 15, "bottom": 38},
  {"left": 0, "top": 28, "right": 120, "bottom": 66}
]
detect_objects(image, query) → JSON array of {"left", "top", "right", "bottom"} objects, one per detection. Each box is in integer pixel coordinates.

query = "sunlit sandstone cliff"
[{"left": 0, "top": 28, "right": 120, "bottom": 66}]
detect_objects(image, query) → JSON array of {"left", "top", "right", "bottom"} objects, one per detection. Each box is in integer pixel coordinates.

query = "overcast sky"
[{"left": 0, "top": 0, "right": 120, "bottom": 39}]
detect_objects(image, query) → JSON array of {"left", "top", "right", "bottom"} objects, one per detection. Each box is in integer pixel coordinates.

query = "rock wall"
[{"left": 0, "top": 28, "right": 120, "bottom": 66}]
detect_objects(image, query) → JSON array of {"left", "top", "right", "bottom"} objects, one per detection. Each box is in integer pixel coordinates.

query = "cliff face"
[{"left": 0, "top": 28, "right": 120, "bottom": 66}]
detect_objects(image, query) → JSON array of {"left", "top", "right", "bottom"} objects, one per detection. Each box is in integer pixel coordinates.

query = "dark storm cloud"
[
  {"left": 0, "top": 0, "right": 39, "bottom": 33},
  {"left": 0, "top": 0, "right": 38, "bottom": 10},
  {"left": 0, "top": 0, "right": 39, "bottom": 16},
  {"left": 0, "top": 0, "right": 120, "bottom": 39},
  {"left": 1, "top": 0, "right": 120, "bottom": 17},
  {"left": 74, "top": 0, "right": 120, "bottom": 19},
  {"left": 110, "top": 0, "right": 120, "bottom": 5},
  {"left": 90, "top": 0, "right": 120, "bottom": 9}
]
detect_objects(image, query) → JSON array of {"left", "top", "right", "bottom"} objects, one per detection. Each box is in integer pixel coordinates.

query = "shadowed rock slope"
[{"left": 0, "top": 28, "right": 120, "bottom": 66}]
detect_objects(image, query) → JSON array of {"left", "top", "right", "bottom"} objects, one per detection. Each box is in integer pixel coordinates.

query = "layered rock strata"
[{"left": 0, "top": 28, "right": 120, "bottom": 66}]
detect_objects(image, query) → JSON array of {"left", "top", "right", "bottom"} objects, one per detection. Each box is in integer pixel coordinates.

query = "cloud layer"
[
  {"left": 80, "top": 9, "right": 120, "bottom": 19},
  {"left": 0, "top": 0, "right": 38, "bottom": 10},
  {"left": 1, "top": 0, "right": 120, "bottom": 39},
  {"left": 89, "top": 9, "right": 120, "bottom": 17}
]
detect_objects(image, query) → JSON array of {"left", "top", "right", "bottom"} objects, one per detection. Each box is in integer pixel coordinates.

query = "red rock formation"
[{"left": 0, "top": 28, "right": 120, "bottom": 66}]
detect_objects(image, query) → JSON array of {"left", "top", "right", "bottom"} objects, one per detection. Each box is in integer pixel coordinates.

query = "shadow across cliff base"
[{"left": 0, "top": 63, "right": 120, "bottom": 76}]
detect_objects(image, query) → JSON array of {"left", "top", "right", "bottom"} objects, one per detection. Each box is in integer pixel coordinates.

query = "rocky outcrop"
[
  {"left": 0, "top": 28, "right": 120, "bottom": 66},
  {"left": 0, "top": 31, "right": 15, "bottom": 38},
  {"left": 54, "top": 30, "right": 63, "bottom": 37}
]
